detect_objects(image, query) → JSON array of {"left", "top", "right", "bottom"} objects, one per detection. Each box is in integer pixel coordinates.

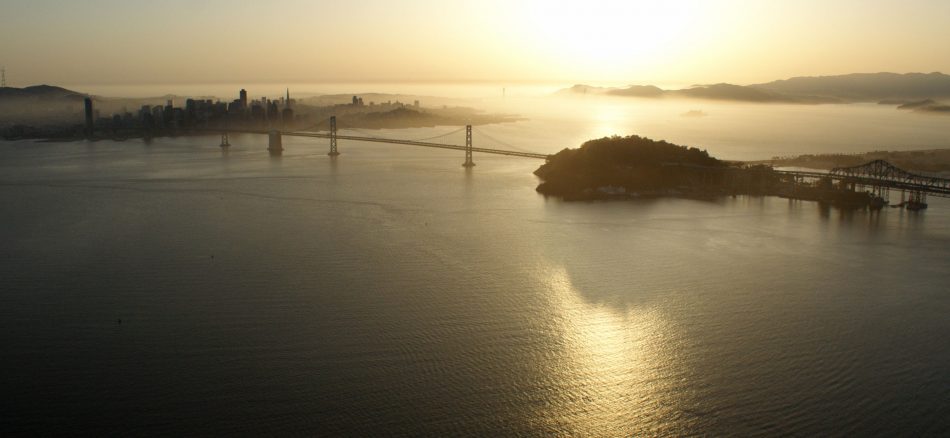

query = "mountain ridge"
[{"left": 560, "top": 72, "right": 950, "bottom": 103}]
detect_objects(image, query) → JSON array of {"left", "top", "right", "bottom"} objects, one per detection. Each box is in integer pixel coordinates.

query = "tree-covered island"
[{"left": 534, "top": 135, "right": 875, "bottom": 208}]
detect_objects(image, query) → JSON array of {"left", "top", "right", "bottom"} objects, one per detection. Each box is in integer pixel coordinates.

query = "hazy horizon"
[{"left": 3, "top": 0, "right": 950, "bottom": 87}]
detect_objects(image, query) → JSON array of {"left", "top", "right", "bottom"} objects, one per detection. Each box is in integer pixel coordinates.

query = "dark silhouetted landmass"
[
  {"left": 897, "top": 99, "right": 936, "bottom": 109},
  {"left": 676, "top": 83, "right": 794, "bottom": 102},
  {"left": 606, "top": 85, "right": 665, "bottom": 98},
  {"left": 559, "top": 82, "right": 808, "bottom": 102},
  {"left": 877, "top": 98, "right": 949, "bottom": 114},
  {"left": 535, "top": 135, "right": 876, "bottom": 208},
  {"left": 536, "top": 135, "right": 737, "bottom": 200},
  {"left": 559, "top": 72, "right": 950, "bottom": 104},
  {"left": 0, "top": 84, "right": 86, "bottom": 101},
  {"left": 752, "top": 72, "right": 950, "bottom": 101},
  {"left": 0, "top": 85, "right": 89, "bottom": 127},
  {"left": 915, "top": 104, "right": 950, "bottom": 114}
]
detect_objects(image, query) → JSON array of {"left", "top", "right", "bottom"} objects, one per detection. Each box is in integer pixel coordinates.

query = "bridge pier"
[
  {"left": 907, "top": 190, "right": 928, "bottom": 210},
  {"left": 220, "top": 132, "right": 230, "bottom": 148},
  {"left": 268, "top": 130, "right": 283, "bottom": 156},
  {"left": 463, "top": 125, "right": 475, "bottom": 168},
  {"left": 328, "top": 116, "right": 339, "bottom": 156}
]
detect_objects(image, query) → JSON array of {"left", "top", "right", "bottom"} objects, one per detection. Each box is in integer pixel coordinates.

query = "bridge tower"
[
  {"left": 328, "top": 116, "right": 339, "bottom": 156},
  {"left": 463, "top": 125, "right": 475, "bottom": 168},
  {"left": 220, "top": 132, "right": 230, "bottom": 148},
  {"left": 268, "top": 130, "right": 283, "bottom": 156}
]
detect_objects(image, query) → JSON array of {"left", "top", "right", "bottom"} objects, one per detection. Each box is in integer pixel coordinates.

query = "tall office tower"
[
  {"left": 84, "top": 97, "right": 94, "bottom": 139},
  {"left": 240, "top": 89, "right": 248, "bottom": 109}
]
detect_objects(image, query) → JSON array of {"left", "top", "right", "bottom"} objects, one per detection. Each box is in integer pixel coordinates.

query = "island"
[{"left": 534, "top": 135, "right": 875, "bottom": 208}]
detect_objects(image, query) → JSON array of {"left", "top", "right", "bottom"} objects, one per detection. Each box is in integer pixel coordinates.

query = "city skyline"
[{"left": 2, "top": 0, "right": 949, "bottom": 87}]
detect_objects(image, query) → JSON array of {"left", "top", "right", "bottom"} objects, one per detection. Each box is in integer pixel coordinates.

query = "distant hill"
[
  {"left": 606, "top": 85, "right": 665, "bottom": 98},
  {"left": 559, "top": 82, "right": 829, "bottom": 103},
  {"left": 675, "top": 83, "right": 797, "bottom": 102},
  {"left": 0, "top": 85, "right": 86, "bottom": 101},
  {"left": 897, "top": 99, "right": 937, "bottom": 109},
  {"left": 916, "top": 104, "right": 950, "bottom": 114},
  {"left": 0, "top": 85, "right": 90, "bottom": 127},
  {"left": 751, "top": 72, "right": 950, "bottom": 101},
  {"left": 558, "top": 72, "right": 950, "bottom": 103}
]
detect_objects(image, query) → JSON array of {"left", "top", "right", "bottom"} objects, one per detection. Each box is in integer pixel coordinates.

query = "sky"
[{"left": 1, "top": 0, "right": 949, "bottom": 87}]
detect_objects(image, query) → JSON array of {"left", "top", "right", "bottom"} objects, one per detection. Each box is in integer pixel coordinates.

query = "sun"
[{"left": 512, "top": 1, "right": 707, "bottom": 80}]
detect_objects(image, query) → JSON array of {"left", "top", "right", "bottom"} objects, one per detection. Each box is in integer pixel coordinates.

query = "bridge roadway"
[
  {"left": 221, "top": 128, "right": 950, "bottom": 198},
  {"left": 290, "top": 131, "right": 550, "bottom": 159},
  {"left": 666, "top": 161, "right": 950, "bottom": 198},
  {"left": 773, "top": 169, "right": 950, "bottom": 198},
  {"left": 222, "top": 128, "right": 550, "bottom": 160}
]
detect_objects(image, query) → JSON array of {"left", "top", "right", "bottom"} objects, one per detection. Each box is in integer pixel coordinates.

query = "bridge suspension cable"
[
  {"left": 337, "top": 126, "right": 468, "bottom": 144},
  {"left": 476, "top": 129, "right": 545, "bottom": 155},
  {"left": 405, "top": 127, "right": 467, "bottom": 142}
]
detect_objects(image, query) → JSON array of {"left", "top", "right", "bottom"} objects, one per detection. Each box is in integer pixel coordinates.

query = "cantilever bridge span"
[{"left": 775, "top": 160, "right": 950, "bottom": 199}]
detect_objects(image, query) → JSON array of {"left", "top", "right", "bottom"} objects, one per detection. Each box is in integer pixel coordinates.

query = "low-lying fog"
[{"left": 5, "top": 82, "right": 949, "bottom": 161}]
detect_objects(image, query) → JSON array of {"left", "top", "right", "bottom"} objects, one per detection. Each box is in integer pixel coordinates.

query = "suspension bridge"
[
  {"left": 216, "top": 117, "right": 950, "bottom": 208},
  {"left": 217, "top": 116, "right": 549, "bottom": 168}
]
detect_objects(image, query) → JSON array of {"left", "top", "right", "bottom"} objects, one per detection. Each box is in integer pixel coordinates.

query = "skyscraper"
[
  {"left": 83, "top": 97, "right": 94, "bottom": 139},
  {"left": 239, "top": 89, "right": 248, "bottom": 110}
]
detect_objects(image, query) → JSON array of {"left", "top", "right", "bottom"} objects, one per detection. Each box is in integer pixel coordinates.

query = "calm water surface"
[{"left": 2, "top": 135, "right": 949, "bottom": 436}]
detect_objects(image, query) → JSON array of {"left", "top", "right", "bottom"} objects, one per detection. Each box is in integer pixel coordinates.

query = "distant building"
[
  {"left": 250, "top": 104, "right": 265, "bottom": 122},
  {"left": 281, "top": 107, "right": 294, "bottom": 127},
  {"left": 227, "top": 100, "right": 244, "bottom": 117},
  {"left": 414, "top": 100, "right": 420, "bottom": 108},
  {"left": 151, "top": 106, "right": 165, "bottom": 128},
  {"left": 239, "top": 89, "right": 248, "bottom": 110},
  {"left": 83, "top": 97, "right": 94, "bottom": 138}
]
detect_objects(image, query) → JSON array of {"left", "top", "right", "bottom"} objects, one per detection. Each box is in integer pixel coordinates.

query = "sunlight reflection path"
[{"left": 527, "top": 264, "right": 689, "bottom": 435}]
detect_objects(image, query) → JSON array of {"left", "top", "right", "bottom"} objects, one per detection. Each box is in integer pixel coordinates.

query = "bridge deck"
[
  {"left": 288, "top": 131, "right": 549, "bottom": 159},
  {"left": 774, "top": 170, "right": 950, "bottom": 197},
  {"left": 217, "top": 129, "right": 950, "bottom": 197}
]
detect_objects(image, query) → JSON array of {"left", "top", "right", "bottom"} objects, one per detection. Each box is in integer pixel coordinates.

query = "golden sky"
[{"left": 1, "top": 0, "right": 948, "bottom": 86}]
